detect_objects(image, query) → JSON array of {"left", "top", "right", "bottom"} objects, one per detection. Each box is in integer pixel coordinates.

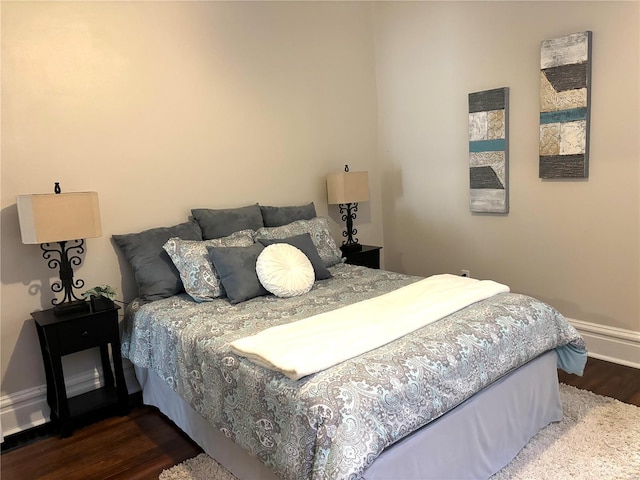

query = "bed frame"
[{"left": 136, "top": 350, "right": 561, "bottom": 479}]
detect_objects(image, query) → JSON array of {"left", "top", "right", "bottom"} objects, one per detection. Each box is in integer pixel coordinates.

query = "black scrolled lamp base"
[
  {"left": 339, "top": 202, "right": 363, "bottom": 253},
  {"left": 41, "top": 239, "right": 90, "bottom": 316}
]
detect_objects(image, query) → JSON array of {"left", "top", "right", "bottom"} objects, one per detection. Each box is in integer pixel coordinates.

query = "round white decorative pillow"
[{"left": 256, "top": 243, "right": 315, "bottom": 298}]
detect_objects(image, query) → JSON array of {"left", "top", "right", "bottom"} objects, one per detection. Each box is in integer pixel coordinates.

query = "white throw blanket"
[{"left": 230, "top": 274, "right": 509, "bottom": 380}]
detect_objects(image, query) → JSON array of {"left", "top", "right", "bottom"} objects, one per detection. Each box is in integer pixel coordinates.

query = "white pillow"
[{"left": 256, "top": 244, "right": 314, "bottom": 298}]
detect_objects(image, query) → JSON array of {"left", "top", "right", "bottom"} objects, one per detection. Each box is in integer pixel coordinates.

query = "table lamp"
[
  {"left": 17, "top": 183, "right": 102, "bottom": 315},
  {"left": 326, "top": 165, "right": 369, "bottom": 253}
]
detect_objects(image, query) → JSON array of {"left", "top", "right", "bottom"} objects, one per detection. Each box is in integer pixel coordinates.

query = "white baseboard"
[
  {"left": 0, "top": 363, "right": 140, "bottom": 439},
  {"left": 2, "top": 320, "right": 638, "bottom": 438},
  {"left": 567, "top": 318, "right": 640, "bottom": 369}
]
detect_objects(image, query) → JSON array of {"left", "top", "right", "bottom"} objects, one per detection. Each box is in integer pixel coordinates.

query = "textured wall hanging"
[
  {"left": 539, "top": 31, "right": 592, "bottom": 179},
  {"left": 468, "top": 87, "right": 509, "bottom": 214}
]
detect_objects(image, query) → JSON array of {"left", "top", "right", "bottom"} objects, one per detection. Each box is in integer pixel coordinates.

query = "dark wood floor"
[
  {"left": 1, "top": 406, "right": 203, "bottom": 480},
  {"left": 557, "top": 356, "right": 640, "bottom": 407},
  {"left": 2, "top": 357, "right": 639, "bottom": 479}
]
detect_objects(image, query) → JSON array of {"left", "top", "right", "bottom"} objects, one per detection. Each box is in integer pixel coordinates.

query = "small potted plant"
[{"left": 82, "top": 285, "right": 117, "bottom": 312}]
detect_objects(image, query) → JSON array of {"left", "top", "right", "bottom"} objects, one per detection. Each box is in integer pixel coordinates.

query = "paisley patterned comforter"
[{"left": 121, "top": 264, "right": 586, "bottom": 480}]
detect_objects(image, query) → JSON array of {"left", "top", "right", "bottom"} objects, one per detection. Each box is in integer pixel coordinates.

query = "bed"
[{"left": 115, "top": 203, "right": 587, "bottom": 480}]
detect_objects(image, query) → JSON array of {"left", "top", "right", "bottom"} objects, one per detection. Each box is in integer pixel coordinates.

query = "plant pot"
[{"left": 90, "top": 295, "right": 114, "bottom": 313}]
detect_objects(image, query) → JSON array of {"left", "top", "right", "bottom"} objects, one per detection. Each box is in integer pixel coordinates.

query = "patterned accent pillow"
[
  {"left": 254, "top": 217, "right": 342, "bottom": 267},
  {"left": 163, "top": 229, "right": 254, "bottom": 302}
]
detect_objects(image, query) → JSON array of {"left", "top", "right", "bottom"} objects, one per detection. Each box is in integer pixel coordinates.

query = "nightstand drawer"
[{"left": 56, "top": 317, "right": 110, "bottom": 354}]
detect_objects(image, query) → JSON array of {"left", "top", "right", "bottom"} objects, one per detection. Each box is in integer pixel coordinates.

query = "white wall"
[
  {"left": 374, "top": 1, "right": 639, "bottom": 336},
  {"left": 1, "top": 1, "right": 381, "bottom": 434}
]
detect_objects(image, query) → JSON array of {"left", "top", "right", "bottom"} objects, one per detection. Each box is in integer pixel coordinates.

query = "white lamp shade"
[
  {"left": 326, "top": 171, "right": 369, "bottom": 204},
  {"left": 16, "top": 192, "right": 102, "bottom": 244}
]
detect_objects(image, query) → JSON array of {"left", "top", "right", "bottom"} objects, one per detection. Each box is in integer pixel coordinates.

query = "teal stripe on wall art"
[
  {"left": 540, "top": 107, "right": 587, "bottom": 124},
  {"left": 469, "top": 139, "right": 505, "bottom": 153}
]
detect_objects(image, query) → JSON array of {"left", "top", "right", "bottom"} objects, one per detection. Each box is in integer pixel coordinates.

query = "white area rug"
[{"left": 159, "top": 384, "right": 640, "bottom": 480}]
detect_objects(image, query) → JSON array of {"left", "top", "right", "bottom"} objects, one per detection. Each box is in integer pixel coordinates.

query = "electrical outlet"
[{"left": 461, "top": 270, "right": 470, "bottom": 277}]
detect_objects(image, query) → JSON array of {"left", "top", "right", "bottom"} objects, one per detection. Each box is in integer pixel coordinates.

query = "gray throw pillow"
[
  {"left": 207, "top": 243, "right": 268, "bottom": 304},
  {"left": 191, "top": 204, "right": 264, "bottom": 240},
  {"left": 259, "top": 203, "right": 317, "bottom": 227},
  {"left": 257, "top": 233, "right": 331, "bottom": 280},
  {"left": 113, "top": 221, "right": 202, "bottom": 301}
]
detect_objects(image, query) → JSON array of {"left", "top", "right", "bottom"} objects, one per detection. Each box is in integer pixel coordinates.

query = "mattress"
[{"left": 122, "top": 263, "right": 586, "bottom": 479}]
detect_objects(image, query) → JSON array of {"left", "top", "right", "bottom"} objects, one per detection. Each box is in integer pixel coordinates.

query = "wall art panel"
[
  {"left": 539, "top": 31, "right": 592, "bottom": 179},
  {"left": 468, "top": 87, "right": 509, "bottom": 214}
]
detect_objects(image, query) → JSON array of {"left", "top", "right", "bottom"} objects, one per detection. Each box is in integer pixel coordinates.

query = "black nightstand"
[
  {"left": 342, "top": 245, "right": 382, "bottom": 269},
  {"left": 31, "top": 305, "right": 129, "bottom": 437}
]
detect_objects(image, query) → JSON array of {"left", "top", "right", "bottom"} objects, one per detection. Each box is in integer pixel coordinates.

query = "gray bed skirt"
[{"left": 135, "top": 349, "right": 561, "bottom": 480}]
